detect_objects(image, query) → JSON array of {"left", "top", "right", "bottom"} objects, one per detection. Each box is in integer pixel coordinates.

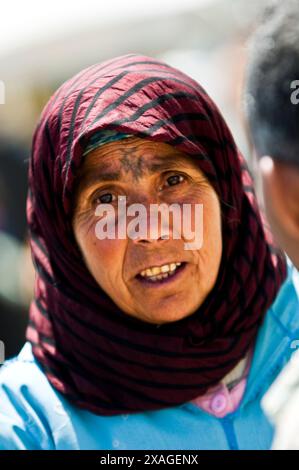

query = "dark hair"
[{"left": 245, "top": 0, "right": 299, "bottom": 168}]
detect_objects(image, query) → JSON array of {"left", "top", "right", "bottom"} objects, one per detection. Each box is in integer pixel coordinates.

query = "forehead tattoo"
[{"left": 119, "top": 147, "right": 147, "bottom": 182}]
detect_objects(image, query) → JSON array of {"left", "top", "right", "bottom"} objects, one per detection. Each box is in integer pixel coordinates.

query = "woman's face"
[{"left": 72, "top": 137, "right": 222, "bottom": 325}]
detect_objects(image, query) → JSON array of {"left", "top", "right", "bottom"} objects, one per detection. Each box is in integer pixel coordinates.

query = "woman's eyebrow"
[
  {"left": 148, "top": 159, "right": 191, "bottom": 173},
  {"left": 79, "top": 171, "right": 122, "bottom": 192}
]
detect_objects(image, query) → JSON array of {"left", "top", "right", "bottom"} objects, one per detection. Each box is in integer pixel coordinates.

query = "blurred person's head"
[{"left": 245, "top": 0, "right": 299, "bottom": 269}]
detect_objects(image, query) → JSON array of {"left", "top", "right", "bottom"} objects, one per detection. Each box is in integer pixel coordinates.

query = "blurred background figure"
[{"left": 244, "top": 0, "right": 299, "bottom": 449}]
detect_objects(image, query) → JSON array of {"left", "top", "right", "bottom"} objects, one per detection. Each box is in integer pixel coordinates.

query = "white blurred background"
[{"left": 0, "top": 0, "right": 263, "bottom": 152}]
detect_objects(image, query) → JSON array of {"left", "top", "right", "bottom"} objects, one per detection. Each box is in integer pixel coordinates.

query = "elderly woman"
[{"left": 0, "top": 54, "right": 298, "bottom": 450}]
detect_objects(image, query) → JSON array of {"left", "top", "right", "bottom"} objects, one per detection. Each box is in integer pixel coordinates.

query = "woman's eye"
[
  {"left": 94, "top": 193, "right": 116, "bottom": 204},
  {"left": 165, "top": 174, "right": 185, "bottom": 187}
]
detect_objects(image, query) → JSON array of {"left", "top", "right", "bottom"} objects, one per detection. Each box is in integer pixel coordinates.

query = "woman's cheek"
[
  {"left": 194, "top": 192, "right": 222, "bottom": 259},
  {"left": 180, "top": 192, "right": 217, "bottom": 243},
  {"left": 85, "top": 237, "right": 125, "bottom": 285}
]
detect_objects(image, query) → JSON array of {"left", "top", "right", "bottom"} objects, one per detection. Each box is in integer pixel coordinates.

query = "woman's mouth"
[{"left": 135, "top": 262, "right": 187, "bottom": 287}]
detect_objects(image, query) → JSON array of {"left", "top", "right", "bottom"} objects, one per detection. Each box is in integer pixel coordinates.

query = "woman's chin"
[{"left": 132, "top": 298, "right": 200, "bottom": 325}]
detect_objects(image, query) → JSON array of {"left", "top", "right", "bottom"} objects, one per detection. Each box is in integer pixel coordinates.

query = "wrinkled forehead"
[{"left": 77, "top": 133, "right": 207, "bottom": 188}]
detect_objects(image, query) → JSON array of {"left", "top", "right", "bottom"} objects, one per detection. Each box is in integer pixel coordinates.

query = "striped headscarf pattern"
[{"left": 26, "top": 54, "right": 286, "bottom": 415}]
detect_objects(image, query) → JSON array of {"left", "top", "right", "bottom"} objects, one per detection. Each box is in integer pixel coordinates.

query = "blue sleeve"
[{"left": 0, "top": 360, "right": 55, "bottom": 450}]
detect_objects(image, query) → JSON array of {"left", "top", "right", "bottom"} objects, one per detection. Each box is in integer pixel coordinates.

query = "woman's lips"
[{"left": 135, "top": 262, "right": 188, "bottom": 288}]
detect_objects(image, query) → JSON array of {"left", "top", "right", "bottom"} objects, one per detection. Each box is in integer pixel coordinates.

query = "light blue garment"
[{"left": 0, "top": 263, "right": 298, "bottom": 450}]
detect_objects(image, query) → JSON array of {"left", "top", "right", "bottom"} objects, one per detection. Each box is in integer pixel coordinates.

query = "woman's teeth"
[{"left": 139, "top": 262, "right": 182, "bottom": 281}]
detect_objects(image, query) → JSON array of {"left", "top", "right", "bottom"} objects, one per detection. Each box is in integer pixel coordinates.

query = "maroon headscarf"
[{"left": 27, "top": 54, "right": 286, "bottom": 415}]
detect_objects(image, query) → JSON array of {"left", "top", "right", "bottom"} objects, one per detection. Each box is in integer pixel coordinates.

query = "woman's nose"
[{"left": 127, "top": 196, "right": 173, "bottom": 245}]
